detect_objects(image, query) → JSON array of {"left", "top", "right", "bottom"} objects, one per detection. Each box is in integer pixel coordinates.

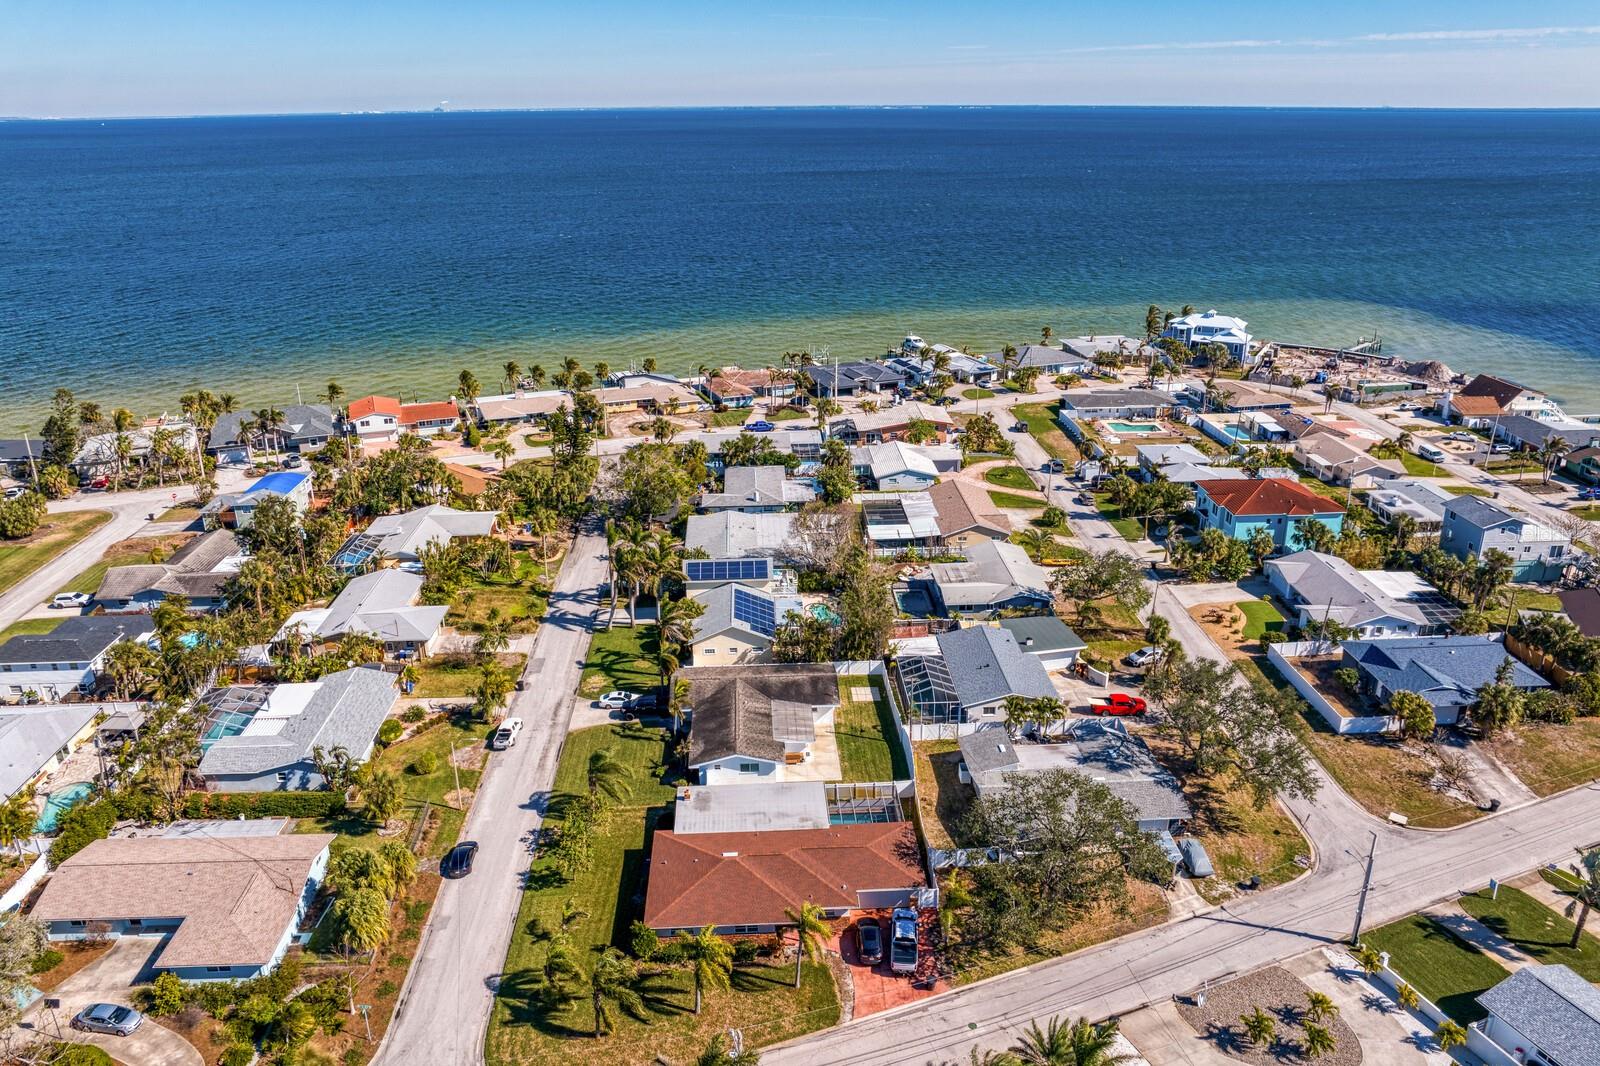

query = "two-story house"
[
  {"left": 1161, "top": 309, "right": 1253, "bottom": 363},
  {"left": 1439, "top": 496, "right": 1570, "bottom": 582},
  {"left": 1192, "top": 478, "right": 1345, "bottom": 552},
  {"left": 0, "top": 615, "right": 156, "bottom": 702}
]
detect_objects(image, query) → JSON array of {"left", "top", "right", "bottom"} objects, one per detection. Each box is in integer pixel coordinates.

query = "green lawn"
[
  {"left": 988, "top": 490, "right": 1045, "bottom": 511},
  {"left": 1446, "top": 484, "right": 1493, "bottom": 497},
  {"left": 708, "top": 409, "right": 751, "bottom": 428},
  {"left": 1236, "top": 599, "right": 1285, "bottom": 640},
  {"left": 769, "top": 406, "right": 808, "bottom": 422},
  {"left": 579, "top": 624, "right": 658, "bottom": 698},
  {"left": 983, "top": 465, "right": 1036, "bottom": 491},
  {"left": 835, "top": 676, "right": 911, "bottom": 782},
  {"left": 1090, "top": 493, "right": 1145, "bottom": 541},
  {"left": 1568, "top": 504, "right": 1600, "bottom": 521},
  {"left": 158, "top": 504, "right": 203, "bottom": 523},
  {"left": 1398, "top": 453, "right": 1448, "bottom": 477},
  {"left": 0, "top": 510, "right": 111, "bottom": 598},
  {"left": 447, "top": 549, "right": 559, "bottom": 635},
  {"left": 488, "top": 725, "right": 840, "bottom": 1065},
  {"left": 1458, "top": 886, "right": 1600, "bottom": 980},
  {"left": 0, "top": 616, "right": 64, "bottom": 641},
  {"left": 1485, "top": 459, "right": 1544, "bottom": 475},
  {"left": 410, "top": 653, "right": 529, "bottom": 698},
  {"left": 1362, "top": 913, "right": 1511, "bottom": 1024},
  {"left": 961, "top": 387, "right": 996, "bottom": 400},
  {"left": 1012, "top": 402, "right": 1075, "bottom": 462}
]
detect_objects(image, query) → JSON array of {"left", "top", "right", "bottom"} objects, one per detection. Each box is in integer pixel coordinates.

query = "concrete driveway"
[{"left": 14, "top": 938, "right": 202, "bottom": 1066}]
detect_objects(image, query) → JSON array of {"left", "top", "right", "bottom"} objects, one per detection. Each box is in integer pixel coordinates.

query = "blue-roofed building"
[
  {"left": 200, "top": 470, "right": 312, "bottom": 530},
  {"left": 1338, "top": 635, "right": 1548, "bottom": 726}
]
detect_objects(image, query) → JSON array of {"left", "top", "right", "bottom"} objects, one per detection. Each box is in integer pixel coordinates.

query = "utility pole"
[
  {"left": 450, "top": 739, "right": 461, "bottom": 803},
  {"left": 21, "top": 430, "right": 39, "bottom": 487},
  {"left": 1350, "top": 831, "right": 1378, "bottom": 945}
]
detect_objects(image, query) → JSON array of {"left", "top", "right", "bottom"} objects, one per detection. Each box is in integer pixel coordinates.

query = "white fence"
[
  {"left": 1365, "top": 952, "right": 1518, "bottom": 1066},
  {"left": 1267, "top": 640, "right": 1396, "bottom": 735},
  {"left": 836, "top": 662, "right": 916, "bottom": 792},
  {"left": 0, "top": 849, "right": 48, "bottom": 914}
]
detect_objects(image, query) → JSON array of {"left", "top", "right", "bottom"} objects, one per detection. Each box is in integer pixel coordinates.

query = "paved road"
[{"left": 374, "top": 528, "right": 610, "bottom": 1066}]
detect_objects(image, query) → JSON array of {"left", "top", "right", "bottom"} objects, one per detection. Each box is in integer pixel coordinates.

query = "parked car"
[
  {"left": 72, "top": 1003, "right": 143, "bottom": 1037},
  {"left": 889, "top": 908, "right": 919, "bottom": 975},
  {"left": 441, "top": 841, "right": 479, "bottom": 879},
  {"left": 1, "top": 486, "right": 25, "bottom": 500},
  {"left": 1124, "top": 645, "right": 1163, "bottom": 668},
  {"left": 856, "top": 919, "right": 884, "bottom": 965},
  {"left": 1446, "top": 432, "right": 1478, "bottom": 443},
  {"left": 50, "top": 592, "right": 91, "bottom": 609},
  {"left": 595, "top": 691, "right": 639, "bottom": 709},
  {"left": 1490, "top": 443, "right": 1512, "bottom": 454},
  {"left": 282, "top": 454, "right": 303, "bottom": 468},
  {"left": 85, "top": 477, "right": 110, "bottom": 490},
  {"left": 1577, "top": 488, "right": 1600, "bottom": 501},
  {"left": 626, "top": 692, "right": 660, "bottom": 713},
  {"left": 1010, "top": 422, "right": 1027, "bottom": 433},
  {"left": 746, "top": 420, "right": 775, "bottom": 433},
  {"left": 1043, "top": 459, "right": 1065, "bottom": 473},
  {"left": 1089, "top": 693, "right": 1147, "bottom": 716},
  {"left": 489, "top": 717, "right": 523, "bottom": 750}
]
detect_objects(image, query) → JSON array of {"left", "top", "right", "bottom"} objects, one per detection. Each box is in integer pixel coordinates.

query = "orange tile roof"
[
  {"left": 399, "top": 401, "right": 461, "bottom": 425},
  {"left": 706, "top": 375, "right": 756, "bottom": 398},
  {"left": 1196, "top": 477, "right": 1344, "bottom": 517},
  {"left": 644, "top": 822, "right": 925, "bottom": 930},
  {"left": 348, "top": 395, "right": 402, "bottom": 420},
  {"left": 1448, "top": 394, "right": 1505, "bottom": 417}
]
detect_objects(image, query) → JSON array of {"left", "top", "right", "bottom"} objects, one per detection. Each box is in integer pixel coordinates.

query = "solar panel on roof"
[
  {"left": 732, "top": 587, "right": 778, "bottom": 636},
  {"left": 685, "top": 558, "right": 771, "bottom": 582}
]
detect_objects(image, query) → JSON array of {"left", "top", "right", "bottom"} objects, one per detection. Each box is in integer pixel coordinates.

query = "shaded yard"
[
  {"left": 1090, "top": 492, "right": 1145, "bottom": 541},
  {"left": 0, "top": 510, "right": 111, "bottom": 597},
  {"left": 835, "top": 675, "right": 911, "bottom": 782},
  {"left": 950, "top": 878, "right": 1168, "bottom": 986},
  {"left": 1458, "top": 885, "right": 1600, "bottom": 981},
  {"left": 1361, "top": 913, "right": 1511, "bottom": 1024},
  {"left": 912, "top": 740, "right": 972, "bottom": 851},
  {"left": 579, "top": 623, "right": 658, "bottom": 698}
]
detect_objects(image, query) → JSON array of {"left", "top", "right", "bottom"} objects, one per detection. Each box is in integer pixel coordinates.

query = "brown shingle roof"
[
  {"left": 927, "top": 478, "right": 1012, "bottom": 537},
  {"left": 682, "top": 663, "right": 840, "bottom": 765},
  {"left": 1458, "top": 373, "right": 1533, "bottom": 406},
  {"left": 31, "top": 832, "right": 333, "bottom": 970},
  {"left": 1196, "top": 477, "right": 1345, "bottom": 517},
  {"left": 644, "top": 823, "right": 925, "bottom": 930},
  {"left": 706, "top": 375, "right": 756, "bottom": 398},
  {"left": 1449, "top": 394, "right": 1506, "bottom": 417}
]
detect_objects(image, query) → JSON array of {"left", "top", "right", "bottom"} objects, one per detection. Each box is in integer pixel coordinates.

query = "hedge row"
[{"left": 182, "top": 791, "right": 347, "bottom": 820}]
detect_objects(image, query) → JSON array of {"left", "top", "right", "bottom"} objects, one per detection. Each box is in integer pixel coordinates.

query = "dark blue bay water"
[{"left": 2, "top": 107, "right": 1598, "bottom": 430}]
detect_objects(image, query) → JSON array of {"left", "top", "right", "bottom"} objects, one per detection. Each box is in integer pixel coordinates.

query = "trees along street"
[{"left": 373, "top": 528, "right": 610, "bottom": 1066}]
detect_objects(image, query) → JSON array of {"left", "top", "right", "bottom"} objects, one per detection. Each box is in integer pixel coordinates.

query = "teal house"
[{"left": 1193, "top": 478, "right": 1345, "bottom": 551}]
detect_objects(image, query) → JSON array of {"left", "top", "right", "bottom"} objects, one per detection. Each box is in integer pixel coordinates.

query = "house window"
[
  {"left": 68, "top": 920, "right": 87, "bottom": 927},
  {"left": 730, "top": 924, "right": 762, "bottom": 934},
  {"left": 205, "top": 966, "right": 231, "bottom": 973},
  {"left": 738, "top": 762, "right": 759, "bottom": 774}
]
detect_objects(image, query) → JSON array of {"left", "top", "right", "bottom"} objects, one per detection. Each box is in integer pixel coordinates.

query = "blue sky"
[{"left": 5, "top": 1, "right": 1599, "bottom": 116}]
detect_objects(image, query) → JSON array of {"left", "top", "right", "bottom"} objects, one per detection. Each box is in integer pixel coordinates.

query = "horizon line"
[{"left": 6, "top": 102, "right": 1600, "bottom": 123}]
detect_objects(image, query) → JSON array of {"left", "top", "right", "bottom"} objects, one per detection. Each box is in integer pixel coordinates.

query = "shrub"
[
  {"left": 342, "top": 1050, "right": 365, "bottom": 1066},
  {"left": 29, "top": 949, "right": 63, "bottom": 974},
  {"left": 48, "top": 1046, "right": 113, "bottom": 1066},
  {"left": 401, "top": 705, "right": 428, "bottom": 724},
  {"left": 182, "top": 791, "right": 347, "bottom": 821},
  {"left": 376, "top": 979, "right": 398, "bottom": 998},
  {"left": 630, "top": 920, "right": 659, "bottom": 961},
  {"left": 48, "top": 798, "right": 118, "bottom": 866},
  {"left": 221, "top": 1044, "right": 255, "bottom": 1066},
  {"left": 148, "top": 971, "right": 187, "bottom": 1015},
  {"left": 1333, "top": 667, "right": 1362, "bottom": 696},
  {"left": 409, "top": 752, "right": 439, "bottom": 776},
  {"left": 1526, "top": 688, "right": 1579, "bottom": 725},
  {"left": 653, "top": 941, "right": 688, "bottom": 965},
  {"left": 732, "top": 939, "right": 761, "bottom": 963},
  {"left": 377, "top": 719, "right": 405, "bottom": 746}
]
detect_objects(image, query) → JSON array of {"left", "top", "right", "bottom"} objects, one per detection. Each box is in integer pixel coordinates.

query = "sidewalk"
[{"left": 1419, "top": 901, "right": 1536, "bottom": 972}]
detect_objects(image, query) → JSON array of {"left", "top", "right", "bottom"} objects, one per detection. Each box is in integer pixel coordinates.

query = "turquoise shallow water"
[{"left": 2, "top": 107, "right": 1597, "bottom": 431}]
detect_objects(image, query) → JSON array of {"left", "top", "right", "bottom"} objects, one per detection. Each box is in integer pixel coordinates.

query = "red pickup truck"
[{"left": 1088, "top": 693, "right": 1147, "bottom": 716}]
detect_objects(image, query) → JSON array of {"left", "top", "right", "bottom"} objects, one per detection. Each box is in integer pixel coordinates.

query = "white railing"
[
  {"left": 1364, "top": 952, "right": 1518, "bottom": 1066},
  {"left": 1267, "top": 641, "right": 1396, "bottom": 735}
]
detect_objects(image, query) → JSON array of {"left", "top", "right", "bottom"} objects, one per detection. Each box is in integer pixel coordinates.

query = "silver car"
[{"left": 73, "top": 1002, "right": 144, "bottom": 1036}]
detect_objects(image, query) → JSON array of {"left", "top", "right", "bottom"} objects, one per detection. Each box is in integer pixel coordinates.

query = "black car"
[
  {"left": 855, "top": 919, "right": 884, "bottom": 965},
  {"left": 627, "top": 692, "right": 661, "bottom": 713},
  {"left": 441, "top": 841, "right": 479, "bottom": 879}
]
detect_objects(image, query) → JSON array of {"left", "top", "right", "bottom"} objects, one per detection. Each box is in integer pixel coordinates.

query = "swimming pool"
[
  {"left": 34, "top": 782, "right": 95, "bottom": 834},
  {"left": 1218, "top": 425, "right": 1251, "bottom": 442},
  {"left": 1106, "top": 421, "right": 1161, "bottom": 434},
  {"left": 807, "top": 603, "right": 842, "bottom": 625}
]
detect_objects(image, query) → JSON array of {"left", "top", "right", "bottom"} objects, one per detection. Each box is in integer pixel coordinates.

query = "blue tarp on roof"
[{"left": 248, "top": 470, "right": 309, "bottom": 494}]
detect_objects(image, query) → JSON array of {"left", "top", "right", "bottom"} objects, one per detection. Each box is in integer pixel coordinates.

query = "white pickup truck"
[{"left": 489, "top": 716, "right": 523, "bottom": 751}]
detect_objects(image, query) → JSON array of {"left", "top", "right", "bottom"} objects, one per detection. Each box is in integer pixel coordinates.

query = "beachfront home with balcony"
[
  {"left": 1439, "top": 374, "right": 1565, "bottom": 427},
  {"left": 1161, "top": 310, "right": 1253, "bottom": 363},
  {"left": 207, "top": 405, "right": 339, "bottom": 464},
  {"left": 1439, "top": 496, "right": 1570, "bottom": 582},
  {"left": 1192, "top": 478, "right": 1345, "bottom": 552}
]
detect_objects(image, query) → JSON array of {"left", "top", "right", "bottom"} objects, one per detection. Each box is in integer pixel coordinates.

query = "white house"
[
  {"left": 681, "top": 663, "right": 841, "bottom": 785},
  {"left": 1266, "top": 550, "right": 1458, "bottom": 638},
  {"left": 1161, "top": 309, "right": 1253, "bottom": 362},
  {"left": 274, "top": 569, "right": 447, "bottom": 659},
  {"left": 1476, "top": 963, "right": 1600, "bottom": 1066}
]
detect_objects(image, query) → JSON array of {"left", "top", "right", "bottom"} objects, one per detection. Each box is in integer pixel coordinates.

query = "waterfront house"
[
  {"left": 1191, "top": 380, "right": 1292, "bottom": 413},
  {"left": 1161, "top": 310, "right": 1252, "bottom": 363},
  {"left": 957, "top": 720, "right": 1190, "bottom": 831},
  {"left": 0, "top": 438, "right": 46, "bottom": 479},
  {"left": 346, "top": 395, "right": 463, "bottom": 441},
  {"left": 0, "top": 703, "right": 99, "bottom": 800},
  {"left": 851, "top": 442, "right": 940, "bottom": 490},
  {"left": 72, "top": 423, "right": 199, "bottom": 482},
  {"left": 983, "top": 343, "right": 1093, "bottom": 376},
  {"left": 925, "top": 540, "right": 1051, "bottom": 615},
  {"left": 1338, "top": 635, "right": 1547, "bottom": 725},
  {"left": 1062, "top": 389, "right": 1174, "bottom": 421},
  {"left": 680, "top": 663, "right": 840, "bottom": 785},
  {"left": 273, "top": 569, "right": 447, "bottom": 659},
  {"left": 1060, "top": 335, "right": 1154, "bottom": 368},
  {"left": 33, "top": 829, "right": 334, "bottom": 981},
  {"left": 1364, "top": 478, "right": 1455, "bottom": 532},
  {"left": 96, "top": 529, "right": 248, "bottom": 613},
  {"left": 687, "top": 583, "right": 799, "bottom": 665},
  {"left": 471, "top": 389, "right": 570, "bottom": 425},
  {"left": 713, "top": 367, "right": 797, "bottom": 400},
  {"left": 895, "top": 624, "right": 1056, "bottom": 725},
  {"left": 1489, "top": 414, "right": 1600, "bottom": 453},
  {"left": 699, "top": 374, "right": 757, "bottom": 409},
  {"left": 1192, "top": 478, "right": 1344, "bottom": 551},
  {"left": 207, "top": 405, "right": 340, "bottom": 464},
  {"left": 199, "top": 470, "right": 312, "bottom": 530},
  {"left": 0, "top": 615, "right": 155, "bottom": 703},
  {"left": 643, "top": 822, "right": 924, "bottom": 936},
  {"left": 197, "top": 666, "right": 398, "bottom": 791},
  {"left": 698, "top": 465, "right": 816, "bottom": 513},
  {"left": 1476, "top": 964, "right": 1600, "bottom": 1066},
  {"left": 829, "top": 402, "right": 955, "bottom": 444},
  {"left": 1266, "top": 550, "right": 1458, "bottom": 637},
  {"left": 1440, "top": 374, "right": 1564, "bottom": 426},
  {"left": 927, "top": 478, "right": 1012, "bottom": 545},
  {"left": 803, "top": 361, "right": 910, "bottom": 398},
  {"left": 996, "top": 616, "right": 1086, "bottom": 671},
  {"left": 1439, "top": 496, "right": 1569, "bottom": 582},
  {"left": 333, "top": 504, "right": 499, "bottom": 570}
]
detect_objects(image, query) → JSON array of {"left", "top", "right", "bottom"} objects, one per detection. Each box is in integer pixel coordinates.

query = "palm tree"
[
  {"left": 687, "top": 925, "right": 734, "bottom": 1014},
  {"left": 1010, "top": 1016, "right": 1132, "bottom": 1066},
  {"left": 526, "top": 364, "right": 547, "bottom": 389},
  {"left": 588, "top": 947, "right": 643, "bottom": 1036},
  {"left": 0, "top": 789, "right": 37, "bottom": 857},
  {"left": 502, "top": 361, "right": 522, "bottom": 391},
  {"left": 1432, "top": 1020, "right": 1467, "bottom": 1051},
  {"left": 252, "top": 406, "right": 286, "bottom": 458},
  {"left": 649, "top": 416, "right": 676, "bottom": 443},
  {"left": 1391, "top": 512, "right": 1418, "bottom": 554},
  {"left": 785, "top": 900, "right": 831, "bottom": 988},
  {"left": 1562, "top": 846, "right": 1600, "bottom": 947},
  {"left": 1303, "top": 990, "right": 1338, "bottom": 1025},
  {"left": 653, "top": 596, "right": 703, "bottom": 684},
  {"left": 491, "top": 436, "right": 515, "bottom": 470},
  {"left": 324, "top": 381, "right": 345, "bottom": 407},
  {"left": 1541, "top": 437, "right": 1569, "bottom": 483},
  {"left": 458, "top": 369, "right": 481, "bottom": 405},
  {"left": 585, "top": 747, "right": 628, "bottom": 804},
  {"left": 694, "top": 1035, "right": 762, "bottom": 1065},
  {"left": 476, "top": 618, "right": 512, "bottom": 662},
  {"left": 398, "top": 661, "right": 420, "bottom": 695},
  {"left": 1040, "top": 325, "right": 1053, "bottom": 344},
  {"left": 1240, "top": 1007, "right": 1275, "bottom": 1047},
  {"left": 1013, "top": 528, "right": 1055, "bottom": 563},
  {"left": 593, "top": 360, "right": 611, "bottom": 383},
  {"left": 1300, "top": 1022, "right": 1336, "bottom": 1059}
]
